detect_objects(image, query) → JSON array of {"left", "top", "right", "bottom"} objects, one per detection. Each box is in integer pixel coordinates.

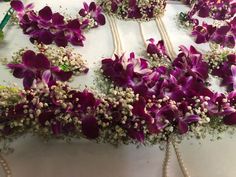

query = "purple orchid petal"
[
  {"left": 23, "top": 70, "right": 35, "bottom": 89},
  {"left": 82, "top": 115, "right": 99, "bottom": 139},
  {"left": 51, "top": 121, "right": 62, "bottom": 135},
  {"left": 42, "top": 70, "right": 52, "bottom": 84},
  {"left": 223, "top": 112, "right": 236, "bottom": 125},
  {"left": 89, "top": 2, "right": 96, "bottom": 11},
  {"left": 216, "top": 25, "right": 231, "bottom": 35},
  {"left": 97, "top": 14, "right": 106, "bottom": 25},
  {"left": 184, "top": 115, "right": 200, "bottom": 124},
  {"left": 54, "top": 31, "right": 68, "bottom": 47},
  {"left": 132, "top": 97, "right": 146, "bottom": 116},
  {"left": 52, "top": 12, "right": 64, "bottom": 25},
  {"left": 178, "top": 120, "right": 188, "bottom": 134},
  {"left": 22, "top": 50, "right": 36, "bottom": 68},
  {"left": 231, "top": 65, "right": 236, "bottom": 90},
  {"left": 128, "top": 129, "right": 145, "bottom": 142},
  {"left": 7, "top": 63, "right": 25, "bottom": 78},
  {"left": 35, "top": 53, "right": 51, "bottom": 69},
  {"left": 79, "top": 9, "right": 86, "bottom": 17},
  {"left": 111, "top": 2, "right": 118, "bottom": 12},
  {"left": 38, "top": 111, "right": 54, "bottom": 125},
  {"left": 198, "top": 6, "right": 210, "bottom": 18},
  {"left": 67, "top": 19, "right": 81, "bottom": 29},
  {"left": 39, "top": 6, "right": 53, "bottom": 21},
  {"left": 77, "top": 89, "right": 97, "bottom": 110},
  {"left": 51, "top": 67, "right": 72, "bottom": 81},
  {"left": 225, "top": 35, "right": 235, "bottom": 48},
  {"left": 39, "top": 30, "right": 54, "bottom": 45},
  {"left": 10, "top": 0, "right": 24, "bottom": 12}
]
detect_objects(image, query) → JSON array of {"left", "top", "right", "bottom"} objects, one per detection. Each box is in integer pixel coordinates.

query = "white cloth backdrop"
[{"left": 0, "top": 1, "right": 236, "bottom": 177}]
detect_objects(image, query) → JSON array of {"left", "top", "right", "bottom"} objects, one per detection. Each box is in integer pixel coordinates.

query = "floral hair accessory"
[
  {"left": 100, "top": 0, "right": 167, "bottom": 21},
  {"left": 6, "top": 44, "right": 88, "bottom": 89},
  {"left": 10, "top": 0, "right": 106, "bottom": 47}
]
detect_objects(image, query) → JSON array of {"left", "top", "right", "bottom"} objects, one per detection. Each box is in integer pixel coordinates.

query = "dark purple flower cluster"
[
  {"left": 101, "top": 0, "right": 166, "bottom": 20},
  {"left": 147, "top": 39, "right": 171, "bottom": 60},
  {"left": 11, "top": 0, "right": 105, "bottom": 47},
  {"left": 211, "top": 54, "right": 236, "bottom": 92},
  {"left": 7, "top": 50, "right": 73, "bottom": 89},
  {"left": 101, "top": 46, "right": 214, "bottom": 137},
  {"left": 192, "top": 17, "right": 236, "bottom": 48},
  {"left": 3, "top": 84, "right": 102, "bottom": 139},
  {"left": 187, "top": 0, "right": 236, "bottom": 21}
]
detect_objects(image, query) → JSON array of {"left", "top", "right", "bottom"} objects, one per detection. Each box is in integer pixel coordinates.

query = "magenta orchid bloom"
[
  {"left": 147, "top": 39, "right": 171, "bottom": 60},
  {"left": 7, "top": 50, "right": 72, "bottom": 89},
  {"left": 212, "top": 54, "right": 236, "bottom": 91},
  {"left": 10, "top": 0, "right": 105, "bottom": 47},
  {"left": 79, "top": 2, "right": 106, "bottom": 26}
]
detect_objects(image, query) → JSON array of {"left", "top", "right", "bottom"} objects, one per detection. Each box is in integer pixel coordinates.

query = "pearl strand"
[
  {"left": 162, "top": 140, "right": 171, "bottom": 177},
  {"left": 0, "top": 154, "right": 12, "bottom": 177},
  {"left": 138, "top": 22, "right": 148, "bottom": 48},
  {"left": 110, "top": 17, "right": 123, "bottom": 55},
  {"left": 172, "top": 140, "right": 191, "bottom": 177},
  {"left": 155, "top": 18, "right": 176, "bottom": 59},
  {"left": 107, "top": 15, "right": 118, "bottom": 56}
]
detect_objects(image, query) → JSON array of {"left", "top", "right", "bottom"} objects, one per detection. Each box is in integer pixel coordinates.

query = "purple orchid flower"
[
  {"left": 79, "top": 2, "right": 106, "bottom": 26},
  {"left": 7, "top": 50, "right": 72, "bottom": 89},
  {"left": 192, "top": 22, "right": 216, "bottom": 44},
  {"left": 11, "top": 0, "right": 105, "bottom": 47},
  {"left": 101, "top": 53, "right": 152, "bottom": 88},
  {"left": 212, "top": 54, "right": 236, "bottom": 91},
  {"left": 172, "top": 45, "right": 209, "bottom": 81},
  {"left": 147, "top": 39, "right": 171, "bottom": 60}
]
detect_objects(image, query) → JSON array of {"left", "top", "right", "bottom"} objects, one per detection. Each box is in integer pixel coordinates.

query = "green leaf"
[{"left": 60, "top": 64, "right": 70, "bottom": 71}]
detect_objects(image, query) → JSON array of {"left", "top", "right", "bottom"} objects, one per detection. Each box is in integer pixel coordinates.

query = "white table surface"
[{"left": 0, "top": 1, "right": 236, "bottom": 177}]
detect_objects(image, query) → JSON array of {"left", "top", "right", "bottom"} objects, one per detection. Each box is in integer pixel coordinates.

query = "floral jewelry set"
[{"left": 0, "top": 0, "right": 235, "bottom": 177}]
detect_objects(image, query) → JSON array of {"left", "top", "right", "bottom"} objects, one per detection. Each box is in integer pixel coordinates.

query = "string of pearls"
[
  {"left": 155, "top": 17, "right": 177, "bottom": 59},
  {"left": 172, "top": 139, "right": 191, "bottom": 177},
  {"left": 162, "top": 139, "right": 171, "bottom": 177},
  {"left": 0, "top": 154, "right": 12, "bottom": 177},
  {"left": 107, "top": 16, "right": 123, "bottom": 56},
  {"left": 162, "top": 137, "right": 191, "bottom": 177}
]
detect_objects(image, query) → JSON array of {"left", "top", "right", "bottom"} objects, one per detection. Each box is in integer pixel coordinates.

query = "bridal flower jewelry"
[
  {"left": 10, "top": 0, "right": 106, "bottom": 47},
  {"left": 0, "top": 42, "right": 235, "bottom": 146}
]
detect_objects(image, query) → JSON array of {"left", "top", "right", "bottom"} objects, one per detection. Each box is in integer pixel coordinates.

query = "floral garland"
[
  {"left": 178, "top": 0, "right": 236, "bottom": 48},
  {"left": 0, "top": 39, "right": 235, "bottom": 146},
  {"left": 0, "top": 0, "right": 235, "bottom": 148},
  {"left": 100, "top": 0, "right": 167, "bottom": 21},
  {"left": 10, "top": 0, "right": 106, "bottom": 47}
]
